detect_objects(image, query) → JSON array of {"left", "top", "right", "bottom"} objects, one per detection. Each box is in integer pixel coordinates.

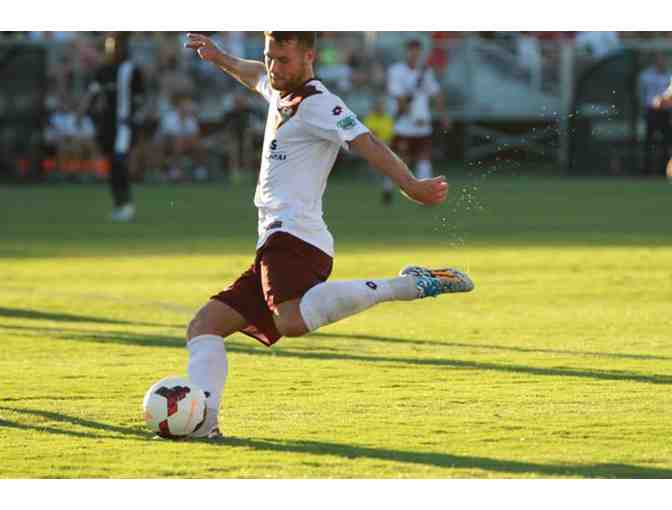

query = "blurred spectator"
[
  {"left": 639, "top": 53, "right": 672, "bottom": 176},
  {"left": 426, "top": 32, "right": 460, "bottom": 75},
  {"left": 383, "top": 38, "right": 449, "bottom": 205},
  {"left": 218, "top": 93, "right": 265, "bottom": 182},
  {"left": 575, "top": 31, "right": 622, "bottom": 59},
  {"left": 515, "top": 32, "right": 542, "bottom": 89},
  {"left": 221, "top": 32, "right": 247, "bottom": 59},
  {"left": 82, "top": 32, "right": 146, "bottom": 222},
  {"left": 45, "top": 94, "right": 99, "bottom": 176},
  {"left": 29, "top": 31, "right": 77, "bottom": 43},
  {"left": 157, "top": 95, "right": 208, "bottom": 181},
  {"left": 363, "top": 98, "right": 395, "bottom": 145},
  {"left": 157, "top": 51, "right": 196, "bottom": 117},
  {"left": 317, "top": 32, "right": 353, "bottom": 93}
]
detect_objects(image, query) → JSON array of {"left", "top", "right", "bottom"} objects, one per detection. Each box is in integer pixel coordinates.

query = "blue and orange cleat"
[{"left": 400, "top": 266, "right": 475, "bottom": 298}]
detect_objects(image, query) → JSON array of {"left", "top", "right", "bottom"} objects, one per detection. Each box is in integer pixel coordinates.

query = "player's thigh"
[
  {"left": 259, "top": 233, "right": 333, "bottom": 336},
  {"left": 187, "top": 299, "right": 248, "bottom": 342}
]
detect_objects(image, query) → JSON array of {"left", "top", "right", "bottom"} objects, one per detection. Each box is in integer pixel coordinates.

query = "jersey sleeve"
[
  {"left": 424, "top": 68, "right": 441, "bottom": 97},
  {"left": 298, "top": 94, "right": 369, "bottom": 148},
  {"left": 387, "top": 65, "right": 406, "bottom": 98},
  {"left": 255, "top": 73, "right": 274, "bottom": 103}
]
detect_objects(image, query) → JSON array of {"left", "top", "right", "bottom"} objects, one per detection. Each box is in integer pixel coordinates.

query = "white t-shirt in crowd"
[
  {"left": 46, "top": 112, "right": 96, "bottom": 141},
  {"left": 159, "top": 110, "right": 199, "bottom": 137},
  {"left": 254, "top": 74, "right": 369, "bottom": 257},
  {"left": 639, "top": 68, "right": 672, "bottom": 109},
  {"left": 387, "top": 62, "right": 440, "bottom": 137}
]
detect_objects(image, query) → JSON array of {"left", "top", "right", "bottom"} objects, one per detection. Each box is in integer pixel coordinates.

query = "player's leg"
[
  {"left": 273, "top": 273, "right": 421, "bottom": 337},
  {"left": 185, "top": 299, "right": 247, "bottom": 437},
  {"left": 273, "top": 270, "right": 474, "bottom": 338},
  {"left": 661, "top": 111, "right": 672, "bottom": 176},
  {"left": 415, "top": 136, "right": 433, "bottom": 180},
  {"left": 643, "top": 110, "right": 656, "bottom": 175},
  {"left": 109, "top": 152, "right": 134, "bottom": 221}
]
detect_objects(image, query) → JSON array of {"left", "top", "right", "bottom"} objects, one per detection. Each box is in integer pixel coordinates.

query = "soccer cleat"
[
  {"left": 153, "top": 426, "right": 223, "bottom": 442},
  {"left": 205, "top": 427, "right": 224, "bottom": 440},
  {"left": 109, "top": 203, "right": 135, "bottom": 222},
  {"left": 400, "top": 265, "right": 475, "bottom": 298}
]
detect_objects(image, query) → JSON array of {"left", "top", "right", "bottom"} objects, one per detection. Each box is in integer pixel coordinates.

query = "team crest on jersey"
[
  {"left": 274, "top": 82, "right": 322, "bottom": 131},
  {"left": 332, "top": 105, "right": 343, "bottom": 116}
]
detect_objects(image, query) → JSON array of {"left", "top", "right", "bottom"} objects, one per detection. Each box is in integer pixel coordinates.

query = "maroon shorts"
[
  {"left": 211, "top": 232, "right": 333, "bottom": 347},
  {"left": 392, "top": 135, "right": 432, "bottom": 163}
]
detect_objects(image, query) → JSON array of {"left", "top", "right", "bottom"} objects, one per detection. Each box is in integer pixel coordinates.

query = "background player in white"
[
  {"left": 182, "top": 31, "right": 474, "bottom": 439},
  {"left": 383, "top": 39, "right": 450, "bottom": 205},
  {"left": 652, "top": 74, "right": 672, "bottom": 179}
]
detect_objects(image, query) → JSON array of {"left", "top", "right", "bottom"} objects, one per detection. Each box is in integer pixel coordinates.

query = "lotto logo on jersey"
[{"left": 337, "top": 115, "right": 357, "bottom": 130}]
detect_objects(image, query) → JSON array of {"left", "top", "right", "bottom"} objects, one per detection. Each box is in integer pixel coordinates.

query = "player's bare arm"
[
  {"left": 350, "top": 132, "right": 448, "bottom": 206},
  {"left": 185, "top": 33, "right": 265, "bottom": 91}
]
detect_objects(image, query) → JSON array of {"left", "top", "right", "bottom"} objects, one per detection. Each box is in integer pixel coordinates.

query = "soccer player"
[
  {"left": 81, "top": 32, "right": 145, "bottom": 222},
  {"left": 640, "top": 54, "right": 671, "bottom": 176},
  {"left": 183, "top": 32, "right": 474, "bottom": 439},
  {"left": 383, "top": 38, "right": 450, "bottom": 205},
  {"left": 652, "top": 75, "right": 672, "bottom": 179}
]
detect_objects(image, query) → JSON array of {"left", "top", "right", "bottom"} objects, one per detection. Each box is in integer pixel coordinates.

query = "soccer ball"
[{"left": 143, "top": 376, "right": 207, "bottom": 439}]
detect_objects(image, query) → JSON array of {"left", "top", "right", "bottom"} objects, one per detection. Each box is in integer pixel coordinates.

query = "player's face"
[
  {"left": 406, "top": 46, "right": 421, "bottom": 67},
  {"left": 264, "top": 38, "right": 314, "bottom": 92}
]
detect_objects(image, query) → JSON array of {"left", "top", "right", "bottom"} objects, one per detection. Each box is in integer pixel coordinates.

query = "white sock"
[
  {"left": 416, "top": 160, "right": 433, "bottom": 180},
  {"left": 299, "top": 276, "right": 419, "bottom": 332},
  {"left": 187, "top": 334, "right": 228, "bottom": 432},
  {"left": 383, "top": 176, "right": 394, "bottom": 192}
]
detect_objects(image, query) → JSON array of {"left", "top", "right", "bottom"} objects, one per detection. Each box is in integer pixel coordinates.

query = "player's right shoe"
[
  {"left": 400, "top": 265, "right": 475, "bottom": 298},
  {"left": 109, "top": 203, "right": 135, "bottom": 222}
]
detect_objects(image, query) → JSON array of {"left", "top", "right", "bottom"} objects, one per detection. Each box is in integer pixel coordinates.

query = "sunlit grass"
[{"left": 1, "top": 176, "right": 671, "bottom": 478}]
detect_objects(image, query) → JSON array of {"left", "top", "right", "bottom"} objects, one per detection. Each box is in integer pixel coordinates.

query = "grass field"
[{"left": 1, "top": 175, "right": 671, "bottom": 478}]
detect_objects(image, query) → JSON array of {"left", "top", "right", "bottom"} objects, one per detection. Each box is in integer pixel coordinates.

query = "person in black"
[
  {"left": 83, "top": 32, "right": 145, "bottom": 221},
  {"left": 639, "top": 53, "right": 671, "bottom": 177}
]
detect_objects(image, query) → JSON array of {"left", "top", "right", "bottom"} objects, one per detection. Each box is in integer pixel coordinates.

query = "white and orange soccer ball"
[{"left": 143, "top": 376, "right": 207, "bottom": 439}]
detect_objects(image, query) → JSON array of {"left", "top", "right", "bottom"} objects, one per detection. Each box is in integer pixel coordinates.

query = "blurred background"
[{"left": 1, "top": 30, "right": 672, "bottom": 184}]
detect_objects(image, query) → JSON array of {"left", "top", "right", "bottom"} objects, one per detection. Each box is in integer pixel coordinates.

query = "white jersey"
[
  {"left": 387, "top": 62, "right": 440, "bottom": 137},
  {"left": 159, "top": 110, "right": 199, "bottom": 137},
  {"left": 253, "top": 75, "right": 369, "bottom": 257}
]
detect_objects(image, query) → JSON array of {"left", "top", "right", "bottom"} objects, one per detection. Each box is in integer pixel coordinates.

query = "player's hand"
[
  {"left": 401, "top": 175, "right": 449, "bottom": 206},
  {"left": 185, "top": 33, "right": 222, "bottom": 63}
]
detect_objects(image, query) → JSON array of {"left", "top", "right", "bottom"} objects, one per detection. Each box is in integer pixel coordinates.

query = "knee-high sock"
[
  {"left": 416, "top": 160, "right": 433, "bottom": 180},
  {"left": 299, "top": 276, "right": 419, "bottom": 332},
  {"left": 383, "top": 176, "right": 395, "bottom": 192},
  {"left": 187, "top": 334, "right": 228, "bottom": 431}
]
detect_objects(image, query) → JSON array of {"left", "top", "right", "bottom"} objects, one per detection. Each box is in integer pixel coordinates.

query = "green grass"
[{"left": 1, "top": 175, "right": 671, "bottom": 478}]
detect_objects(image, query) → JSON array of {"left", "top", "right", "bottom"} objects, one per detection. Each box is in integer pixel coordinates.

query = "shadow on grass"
[
  {"left": 0, "top": 306, "right": 173, "bottom": 328},
  {"left": 2, "top": 407, "right": 669, "bottom": 478},
  {"left": 4, "top": 324, "right": 672, "bottom": 386},
  {"left": 214, "top": 435, "right": 672, "bottom": 479},
  {"left": 313, "top": 332, "right": 672, "bottom": 362},
  {"left": 4, "top": 305, "right": 668, "bottom": 363},
  {"left": 0, "top": 407, "right": 149, "bottom": 440}
]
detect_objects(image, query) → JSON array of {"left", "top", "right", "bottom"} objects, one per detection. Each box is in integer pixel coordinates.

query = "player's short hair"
[
  {"left": 264, "top": 31, "right": 317, "bottom": 50},
  {"left": 406, "top": 39, "right": 422, "bottom": 50}
]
